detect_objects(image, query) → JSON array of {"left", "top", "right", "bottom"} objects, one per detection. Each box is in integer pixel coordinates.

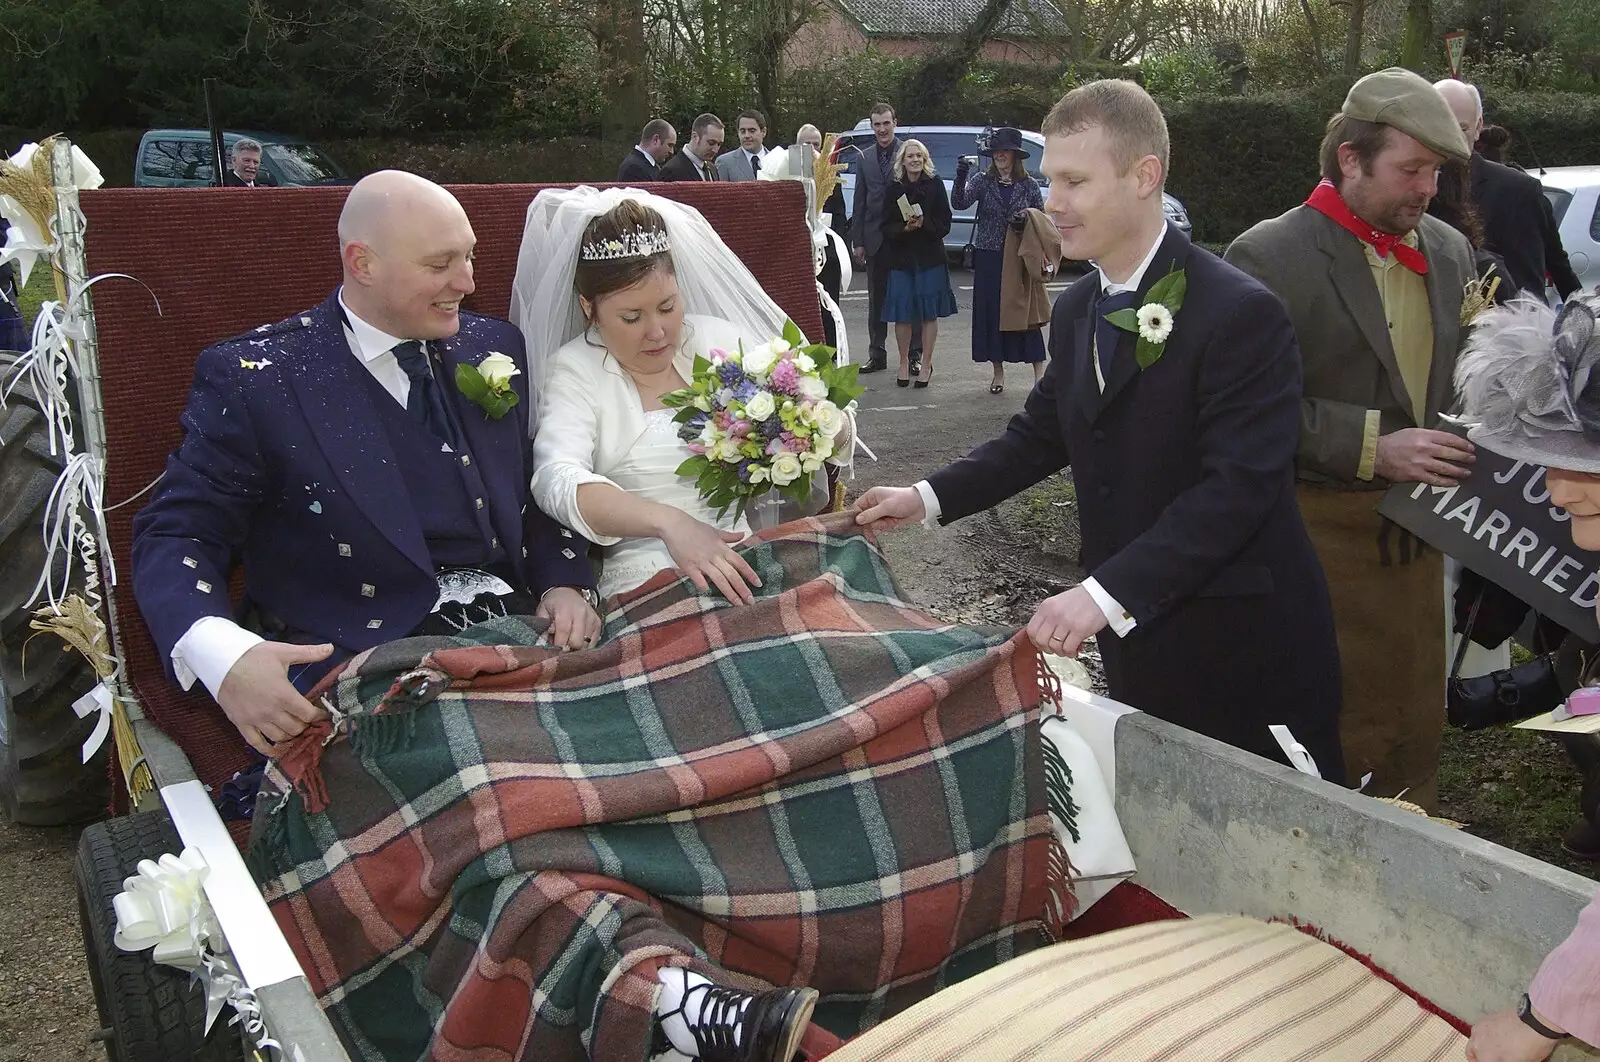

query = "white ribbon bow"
[{"left": 112, "top": 847, "right": 217, "bottom": 971}]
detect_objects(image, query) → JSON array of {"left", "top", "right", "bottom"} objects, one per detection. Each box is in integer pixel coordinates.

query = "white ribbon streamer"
[{"left": 112, "top": 847, "right": 283, "bottom": 1057}]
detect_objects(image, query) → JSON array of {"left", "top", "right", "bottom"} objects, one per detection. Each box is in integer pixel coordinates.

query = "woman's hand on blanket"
[
  {"left": 536, "top": 587, "right": 603, "bottom": 650},
  {"left": 216, "top": 641, "right": 333, "bottom": 756},
  {"left": 853, "top": 485, "right": 925, "bottom": 531},
  {"left": 1026, "top": 587, "right": 1109, "bottom": 658},
  {"left": 660, "top": 511, "right": 763, "bottom": 605},
  {"left": 1466, "top": 1009, "right": 1562, "bottom": 1062}
]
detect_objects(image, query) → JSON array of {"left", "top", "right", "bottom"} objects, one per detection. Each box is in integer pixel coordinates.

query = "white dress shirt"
[
  {"left": 169, "top": 291, "right": 413, "bottom": 698},
  {"left": 912, "top": 223, "right": 1169, "bottom": 640}
]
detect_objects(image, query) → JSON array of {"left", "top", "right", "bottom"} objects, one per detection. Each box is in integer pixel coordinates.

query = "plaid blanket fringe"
[{"left": 248, "top": 514, "right": 1073, "bottom": 1060}]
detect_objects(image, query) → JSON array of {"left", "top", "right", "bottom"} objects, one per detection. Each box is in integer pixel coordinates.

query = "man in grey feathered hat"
[{"left": 1227, "top": 68, "right": 1478, "bottom": 810}]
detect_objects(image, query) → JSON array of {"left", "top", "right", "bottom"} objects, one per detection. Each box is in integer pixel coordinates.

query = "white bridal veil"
[{"left": 509, "top": 185, "right": 795, "bottom": 412}]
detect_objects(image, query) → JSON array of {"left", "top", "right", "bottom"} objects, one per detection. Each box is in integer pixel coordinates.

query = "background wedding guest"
[
  {"left": 223, "top": 138, "right": 276, "bottom": 187},
  {"left": 1426, "top": 157, "right": 1519, "bottom": 303},
  {"left": 1436, "top": 80, "right": 1580, "bottom": 302},
  {"left": 1476, "top": 124, "right": 1515, "bottom": 165},
  {"left": 717, "top": 110, "right": 769, "bottom": 182},
  {"left": 852, "top": 102, "right": 919, "bottom": 374},
  {"left": 616, "top": 119, "right": 676, "bottom": 182},
  {"left": 660, "top": 114, "right": 723, "bottom": 181},
  {"left": 953, "top": 127, "right": 1046, "bottom": 394},
  {"left": 0, "top": 218, "right": 20, "bottom": 353},
  {"left": 1227, "top": 69, "right": 1477, "bottom": 810},
  {"left": 880, "top": 139, "right": 954, "bottom": 388}
]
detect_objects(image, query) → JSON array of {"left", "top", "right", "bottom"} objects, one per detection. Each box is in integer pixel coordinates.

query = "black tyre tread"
[
  {"left": 0, "top": 374, "right": 107, "bottom": 824},
  {"left": 76, "top": 812, "right": 247, "bottom": 1062}
]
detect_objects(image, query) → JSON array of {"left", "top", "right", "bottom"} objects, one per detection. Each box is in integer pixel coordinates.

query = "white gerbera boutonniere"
[
  {"left": 454, "top": 351, "right": 522, "bottom": 419},
  {"left": 1105, "top": 267, "right": 1187, "bottom": 370}
]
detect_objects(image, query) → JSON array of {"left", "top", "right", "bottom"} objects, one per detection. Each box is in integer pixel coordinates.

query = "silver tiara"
[{"left": 579, "top": 227, "right": 672, "bottom": 262}]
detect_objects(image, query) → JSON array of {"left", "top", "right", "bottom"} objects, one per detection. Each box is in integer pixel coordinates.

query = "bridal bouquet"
[{"left": 663, "top": 321, "right": 862, "bottom": 519}]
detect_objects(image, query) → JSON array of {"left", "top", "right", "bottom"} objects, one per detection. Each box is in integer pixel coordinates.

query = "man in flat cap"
[{"left": 1226, "top": 68, "right": 1476, "bottom": 809}]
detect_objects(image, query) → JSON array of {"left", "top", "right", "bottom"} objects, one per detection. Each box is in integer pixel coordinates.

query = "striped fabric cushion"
[{"left": 831, "top": 915, "right": 1466, "bottom": 1062}]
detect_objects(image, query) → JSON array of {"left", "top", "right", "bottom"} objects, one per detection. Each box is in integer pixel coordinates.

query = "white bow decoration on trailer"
[{"left": 112, "top": 847, "right": 284, "bottom": 1057}]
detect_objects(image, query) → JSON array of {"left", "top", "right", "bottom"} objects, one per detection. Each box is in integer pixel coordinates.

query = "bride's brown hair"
[{"left": 574, "top": 199, "right": 675, "bottom": 321}]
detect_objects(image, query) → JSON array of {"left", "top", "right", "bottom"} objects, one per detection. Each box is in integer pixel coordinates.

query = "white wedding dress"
[{"left": 530, "top": 314, "right": 756, "bottom": 599}]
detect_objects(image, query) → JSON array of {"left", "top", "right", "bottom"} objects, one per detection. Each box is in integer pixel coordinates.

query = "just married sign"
[{"left": 1378, "top": 451, "right": 1600, "bottom": 642}]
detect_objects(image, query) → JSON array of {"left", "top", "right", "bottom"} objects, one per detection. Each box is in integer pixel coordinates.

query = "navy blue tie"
[
  {"left": 392, "top": 340, "right": 455, "bottom": 445},
  {"left": 1094, "top": 290, "right": 1139, "bottom": 384}
]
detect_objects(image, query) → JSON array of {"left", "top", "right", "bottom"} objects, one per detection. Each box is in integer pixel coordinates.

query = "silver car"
[
  {"left": 831, "top": 122, "right": 1192, "bottom": 261},
  {"left": 1539, "top": 166, "right": 1600, "bottom": 295}
]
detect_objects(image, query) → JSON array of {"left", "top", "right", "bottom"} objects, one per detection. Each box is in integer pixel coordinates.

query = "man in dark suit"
[
  {"left": 857, "top": 81, "right": 1343, "bottom": 777},
  {"left": 222, "top": 138, "right": 278, "bottom": 187},
  {"left": 616, "top": 119, "right": 676, "bottom": 182},
  {"left": 1436, "top": 79, "right": 1580, "bottom": 300},
  {"left": 850, "top": 102, "right": 918, "bottom": 372},
  {"left": 132, "top": 171, "right": 600, "bottom": 757},
  {"left": 659, "top": 114, "right": 724, "bottom": 182}
]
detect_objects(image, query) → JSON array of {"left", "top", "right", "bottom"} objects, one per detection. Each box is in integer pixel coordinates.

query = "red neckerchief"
[{"left": 1304, "top": 179, "right": 1428, "bottom": 275}]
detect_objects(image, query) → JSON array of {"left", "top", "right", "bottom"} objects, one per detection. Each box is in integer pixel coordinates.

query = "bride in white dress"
[{"left": 512, "top": 188, "right": 829, "bottom": 602}]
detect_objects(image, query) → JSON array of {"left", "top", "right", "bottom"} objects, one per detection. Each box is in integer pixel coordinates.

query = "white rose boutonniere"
[
  {"left": 1105, "top": 266, "right": 1187, "bottom": 370},
  {"left": 455, "top": 351, "right": 522, "bottom": 419}
]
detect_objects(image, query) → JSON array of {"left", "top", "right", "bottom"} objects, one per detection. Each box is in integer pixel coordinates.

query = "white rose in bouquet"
[
  {"left": 810, "top": 400, "right": 844, "bottom": 440},
  {"left": 795, "top": 353, "right": 817, "bottom": 373},
  {"left": 742, "top": 343, "right": 780, "bottom": 377},
  {"left": 477, "top": 352, "right": 521, "bottom": 389},
  {"left": 743, "top": 390, "right": 777, "bottom": 422},
  {"left": 797, "top": 375, "right": 829, "bottom": 401},
  {"left": 770, "top": 451, "right": 803, "bottom": 485}
]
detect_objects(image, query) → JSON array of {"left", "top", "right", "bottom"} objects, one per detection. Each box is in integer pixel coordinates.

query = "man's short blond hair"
[{"left": 1042, "top": 79, "right": 1170, "bottom": 182}]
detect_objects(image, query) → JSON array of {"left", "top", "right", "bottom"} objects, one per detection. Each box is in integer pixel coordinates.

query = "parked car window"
[
  {"left": 1590, "top": 195, "right": 1600, "bottom": 243},
  {"left": 1545, "top": 187, "right": 1572, "bottom": 225},
  {"left": 833, "top": 135, "right": 872, "bottom": 175},
  {"left": 141, "top": 140, "right": 216, "bottom": 183},
  {"left": 263, "top": 143, "right": 343, "bottom": 184}
]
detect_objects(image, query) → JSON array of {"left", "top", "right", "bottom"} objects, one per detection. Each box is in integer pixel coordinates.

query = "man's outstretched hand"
[
  {"left": 216, "top": 641, "right": 333, "bottom": 756},
  {"left": 854, "top": 485, "right": 926, "bottom": 531},
  {"left": 1027, "top": 586, "right": 1110, "bottom": 658}
]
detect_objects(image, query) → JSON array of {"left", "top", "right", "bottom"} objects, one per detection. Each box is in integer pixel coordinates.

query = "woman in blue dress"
[
  {"left": 880, "top": 139, "right": 957, "bottom": 388},
  {"left": 952, "top": 128, "right": 1045, "bottom": 394}
]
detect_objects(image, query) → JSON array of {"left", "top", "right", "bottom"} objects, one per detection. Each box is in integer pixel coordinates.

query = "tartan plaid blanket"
[{"left": 248, "top": 514, "right": 1065, "bottom": 1061}]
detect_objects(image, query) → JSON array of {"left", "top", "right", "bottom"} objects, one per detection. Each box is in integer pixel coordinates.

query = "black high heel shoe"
[
  {"left": 914, "top": 366, "right": 933, "bottom": 389},
  {"left": 896, "top": 376, "right": 910, "bottom": 387}
]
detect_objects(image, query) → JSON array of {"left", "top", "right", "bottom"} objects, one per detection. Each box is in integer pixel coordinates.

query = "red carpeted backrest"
[{"left": 80, "top": 181, "right": 822, "bottom": 803}]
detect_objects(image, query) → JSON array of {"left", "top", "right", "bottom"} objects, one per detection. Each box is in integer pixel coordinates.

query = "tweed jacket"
[{"left": 1226, "top": 206, "right": 1475, "bottom": 489}]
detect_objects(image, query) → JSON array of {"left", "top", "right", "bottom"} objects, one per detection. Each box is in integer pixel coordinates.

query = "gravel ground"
[{"left": 0, "top": 818, "right": 102, "bottom": 1062}]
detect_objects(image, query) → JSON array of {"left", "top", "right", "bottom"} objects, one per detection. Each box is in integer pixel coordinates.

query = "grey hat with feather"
[{"left": 1456, "top": 291, "right": 1600, "bottom": 474}]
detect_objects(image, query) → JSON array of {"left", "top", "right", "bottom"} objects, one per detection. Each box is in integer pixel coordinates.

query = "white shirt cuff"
[
  {"left": 1082, "top": 577, "right": 1136, "bottom": 637},
  {"left": 913, "top": 480, "right": 942, "bottom": 529},
  {"left": 172, "top": 616, "right": 264, "bottom": 698}
]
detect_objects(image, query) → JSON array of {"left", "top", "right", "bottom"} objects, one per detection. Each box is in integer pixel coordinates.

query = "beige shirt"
[{"left": 1356, "top": 233, "right": 1434, "bottom": 480}]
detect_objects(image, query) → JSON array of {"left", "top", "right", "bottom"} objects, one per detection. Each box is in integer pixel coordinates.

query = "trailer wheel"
[
  {"left": 0, "top": 376, "right": 107, "bottom": 824},
  {"left": 76, "top": 811, "right": 247, "bottom": 1062}
]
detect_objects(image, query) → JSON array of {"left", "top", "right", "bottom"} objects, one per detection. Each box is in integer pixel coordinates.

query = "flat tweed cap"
[{"left": 1342, "top": 67, "right": 1471, "bottom": 161}]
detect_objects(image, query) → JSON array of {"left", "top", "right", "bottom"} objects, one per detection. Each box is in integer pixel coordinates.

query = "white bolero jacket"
[{"left": 530, "top": 314, "right": 759, "bottom": 547}]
